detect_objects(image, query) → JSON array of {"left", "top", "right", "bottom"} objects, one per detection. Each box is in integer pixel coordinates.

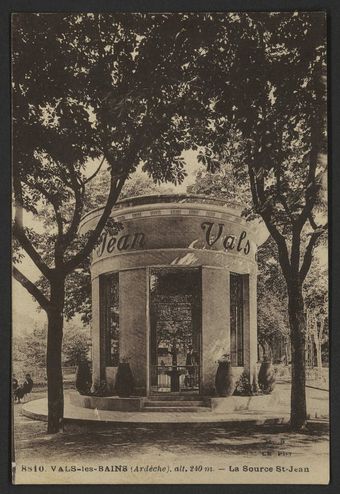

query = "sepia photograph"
[{"left": 11, "top": 10, "right": 329, "bottom": 485}]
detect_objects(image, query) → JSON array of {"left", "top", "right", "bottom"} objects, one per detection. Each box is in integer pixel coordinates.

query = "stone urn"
[
  {"left": 258, "top": 359, "right": 276, "bottom": 394},
  {"left": 115, "top": 362, "right": 135, "bottom": 397},
  {"left": 215, "top": 357, "right": 235, "bottom": 397},
  {"left": 75, "top": 360, "right": 92, "bottom": 395}
]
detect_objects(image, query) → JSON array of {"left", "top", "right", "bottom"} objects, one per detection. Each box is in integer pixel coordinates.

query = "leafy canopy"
[
  {"left": 12, "top": 13, "right": 203, "bottom": 310},
  {"left": 174, "top": 12, "right": 327, "bottom": 283}
]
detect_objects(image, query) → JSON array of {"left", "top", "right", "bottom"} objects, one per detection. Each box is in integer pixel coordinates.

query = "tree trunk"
[
  {"left": 314, "top": 318, "right": 324, "bottom": 381},
  {"left": 284, "top": 340, "right": 289, "bottom": 366},
  {"left": 46, "top": 278, "right": 65, "bottom": 434},
  {"left": 314, "top": 336, "right": 323, "bottom": 381},
  {"left": 287, "top": 282, "right": 307, "bottom": 430}
]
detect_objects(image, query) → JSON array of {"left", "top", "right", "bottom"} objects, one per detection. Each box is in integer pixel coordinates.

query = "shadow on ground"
[{"left": 14, "top": 392, "right": 329, "bottom": 463}]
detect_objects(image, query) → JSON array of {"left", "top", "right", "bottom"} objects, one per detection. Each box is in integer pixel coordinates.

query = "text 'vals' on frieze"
[{"left": 201, "top": 222, "right": 251, "bottom": 255}]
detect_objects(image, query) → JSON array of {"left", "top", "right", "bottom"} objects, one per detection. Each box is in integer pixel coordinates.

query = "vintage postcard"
[{"left": 11, "top": 11, "right": 329, "bottom": 484}]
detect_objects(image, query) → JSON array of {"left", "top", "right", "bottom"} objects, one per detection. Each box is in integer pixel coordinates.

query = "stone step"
[
  {"left": 143, "top": 406, "right": 211, "bottom": 413},
  {"left": 148, "top": 394, "right": 201, "bottom": 401},
  {"left": 145, "top": 400, "right": 207, "bottom": 407}
]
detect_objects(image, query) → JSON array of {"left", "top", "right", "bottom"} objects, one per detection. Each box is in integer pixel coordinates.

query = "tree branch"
[
  {"left": 262, "top": 215, "right": 291, "bottom": 278},
  {"left": 84, "top": 155, "right": 105, "bottom": 185},
  {"left": 13, "top": 223, "right": 53, "bottom": 280},
  {"left": 13, "top": 170, "right": 53, "bottom": 279},
  {"left": 274, "top": 166, "right": 294, "bottom": 223},
  {"left": 290, "top": 225, "right": 301, "bottom": 273},
  {"left": 13, "top": 169, "right": 24, "bottom": 228},
  {"left": 61, "top": 164, "right": 86, "bottom": 248},
  {"left": 63, "top": 171, "right": 126, "bottom": 274},
  {"left": 308, "top": 212, "right": 319, "bottom": 230},
  {"left": 297, "top": 120, "right": 321, "bottom": 230},
  {"left": 13, "top": 266, "right": 51, "bottom": 312},
  {"left": 24, "top": 179, "right": 64, "bottom": 236},
  {"left": 63, "top": 89, "right": 186, "bottom": 274},
  {"left": 299, "top": 228, "right": 327, "bottom": 282},
  {"left": 297, "top": 182, "right": 320, "bottom": 232},
  {"left": 248, "top": 166, "right": 291, "bottom": 278},
  {"left": 248, "top": 165, "right": 261, "bottom": 211}
]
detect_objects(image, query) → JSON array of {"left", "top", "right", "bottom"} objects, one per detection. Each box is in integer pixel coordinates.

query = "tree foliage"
[
  {"left": 12, "top": 13, "right": 202, "bottom": 432},
  {"left": 257, "top": 238, "right": 290, "bottom": 357},
  {"left": 62, "top": 325, "right": 91, "bottom": 366},
  {"left": 12, "top": 323, "right": 91, "bottom": 370},
  {"left": 187, "top": 164, "right": 250, "bottom": 206},
  {"left": 13, "top": 325, "right": 47, "bottom": 372},
  {"left": 12, "top": 13, "right": 327, "bottom": 432},
  {"left": 13, "top": 13, "right": 196, "bottom": 292},
  {"left": 177, "top": 12, "right": 327, "bottom": 251},
  {"left": 177, "top": 11, "right": 327, "bottom": 430}
]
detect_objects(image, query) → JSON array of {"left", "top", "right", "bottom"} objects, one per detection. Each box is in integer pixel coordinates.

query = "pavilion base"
[
  {"left": 211, "top": 392, "right": 280, "bottom": 413},
  {"left": 21, "top": 393, "right": 290, "bottom": 426},
  {"left": 69, "top": 392, "right": 145, "bottom": 411},
  {"left": 68, "top": 390, "right": 280, "bottom": 413}
]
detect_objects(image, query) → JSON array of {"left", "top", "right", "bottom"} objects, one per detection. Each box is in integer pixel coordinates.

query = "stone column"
[
  {"left": 201, "top": 267, "right": 230, "bottom": 395},
  {"left": 243, "top": 272, "right": 258, "bottom": 387},
  {"left": 119, "top": 268, "right": 148, "bottom": 396},
  {"left": 91, "top": 275, "right": 104, "bottom": 388}
]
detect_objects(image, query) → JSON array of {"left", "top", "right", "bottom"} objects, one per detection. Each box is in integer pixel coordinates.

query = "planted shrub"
[
  {"left": 91, "top": 380, "right": 112, "bottom": 397},
  {"left": 233, "top": 370, "right": 253, "bottom": 396}
]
